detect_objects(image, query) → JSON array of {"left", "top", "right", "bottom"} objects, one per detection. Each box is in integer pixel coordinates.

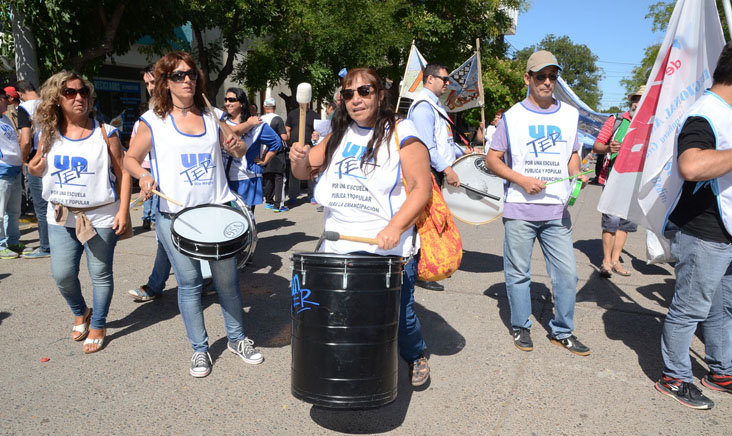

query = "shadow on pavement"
[
  {"left": 256, "top": 218, "right": 296, "bottom": 234},
  {"left": 484, "top": 282, "right": 554, "bottom": 337},
  {"left": 459, "top": 249, "right": 504, "bottom": 273},
  {"left": 414, "top": 302, "right": 466, "bottom": 356},
  {"left": 309, "top": 364, "right": 414, "bottom": 433},
  {"left": 0, "top": 311, "right": 10, "bottom": 325}
]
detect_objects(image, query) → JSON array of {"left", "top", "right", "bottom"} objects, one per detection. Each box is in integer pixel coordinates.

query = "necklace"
[{"left": 173, "top": 102, "right": 195, "bottom": 116}]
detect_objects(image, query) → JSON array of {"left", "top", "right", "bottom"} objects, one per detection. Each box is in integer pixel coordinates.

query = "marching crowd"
[{"left": 1, "top": 44, "right": 731, "bottom": 411}]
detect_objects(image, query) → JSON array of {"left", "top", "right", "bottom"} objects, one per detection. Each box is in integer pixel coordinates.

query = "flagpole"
[
  {"left": 723, "top": 0, "right": 732, "bottom": 40},
  {"left": 475, "top": 38, "right": 486, "bottom": 148},
  {"left": 397, "top": 40, "right": 416, "bottom": 114}
]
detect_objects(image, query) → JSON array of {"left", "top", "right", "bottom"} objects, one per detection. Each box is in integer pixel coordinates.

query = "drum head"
[
  {"left": 442, "top": 153, "right": 505, "bottom": 225},
  {"left": 172, "top": 205, "right": 249, "bottom": 244}
]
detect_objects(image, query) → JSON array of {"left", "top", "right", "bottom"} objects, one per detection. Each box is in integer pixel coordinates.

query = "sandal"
[
  {"left": 598, "top": 263, "right": 612, "bottom": 278},
  {"left": 612, "top": 262, "right": 631, "bottom": 277},
  {"left": 83, "top": 328, "right": 106, "bottom": 354},
  {"left": 409, "top": 355, "right": 430, "bottom": 387},
  {"left": 71, "top": 308, "right": 92, "bottom": 341}
]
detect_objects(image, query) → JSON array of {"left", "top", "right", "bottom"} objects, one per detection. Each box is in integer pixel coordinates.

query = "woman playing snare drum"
[
  {"left": 124, "top": 51, "right": 263, "bottom": 378},
  {"left": 290, "top": 68, "right": 433, "bottom": 386}
]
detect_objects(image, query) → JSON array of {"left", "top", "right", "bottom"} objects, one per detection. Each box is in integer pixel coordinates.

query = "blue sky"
[{"left": 505, "top": 0, "right": 666, "bottom": 110}]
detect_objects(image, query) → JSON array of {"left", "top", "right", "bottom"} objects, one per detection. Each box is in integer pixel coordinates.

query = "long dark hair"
[
  {"left": 223, "top": 87, "right": 249, "bottom": 123},
  {"left": 319, "top": 68, "right": 396, "bottom": 176},
  {"left": 152, "top": 51, "right": 207, "bottom": 118}
]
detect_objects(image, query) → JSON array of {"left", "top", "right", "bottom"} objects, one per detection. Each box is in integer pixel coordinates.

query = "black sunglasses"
[
  {"left": 61, "top": 87, "right": 90, "bottom": 98},
  {"left": 224, "top": 97, "right": 239, "bottom": 103},
  {"left": 432, "top": 75, "right": 451, "bottom": 84},
  {"left": 167, "top": 70, "right": 198, "bottom": 83},
  {"left": 340, "top": 84, "right": 374, "bottom": 101},
  {"left": 531, "top": 72, "right": 559, "bottom": 82}
]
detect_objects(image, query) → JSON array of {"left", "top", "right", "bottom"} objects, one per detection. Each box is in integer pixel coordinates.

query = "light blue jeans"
[
  {"left": 27, "top": 173, "right": 49, "bottom": 252},
  {"left": 503, "top": 218, "right": 578, "bottom": 339},
  {"left": 399, "top": 256, "right": 426, "bottom": 363},
  {"left": 156, "top": 212, "right": 248, "bottom": 352},
  {"left": 142, "top": 195, "right": 158, "bottom": 222},
  {"left": 661, "top": 230, "right": 732, "bottom": 381},
  {"left": 0, "top": 173, "right": 21, "bottom": 248},
  {"left": 48, "top": 225, "right": 118, "bottom": 329}
]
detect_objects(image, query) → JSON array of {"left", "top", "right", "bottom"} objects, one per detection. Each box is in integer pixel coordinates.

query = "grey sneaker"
[
  {"left": 190, "top": 351, "right": 212, "bottom": 377},
  {"left": 0, "top": 248, "right": 19, "bottom": 259},
  {"left": 21, "top": 248, "right": 51, "bottom": 259},
  {"left": 513, "top": 328, "right": 533, "bottom": 351},
  {"left": 228, "top": 338, "right": 263, "bottom": 364}
]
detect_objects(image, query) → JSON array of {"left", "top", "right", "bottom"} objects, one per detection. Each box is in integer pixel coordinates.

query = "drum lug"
[
  {"left": 386, "top": 260, "right": 392, "bottom": 287},
  {"left": 342, "top": 261, "right": 348, "bottom": 289},
  {"left": 301, "top": 257, "right": 306, "bottom": 286}
]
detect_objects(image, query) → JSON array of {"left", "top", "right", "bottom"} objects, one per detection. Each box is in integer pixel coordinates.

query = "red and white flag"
[{"left": 598, "top": 0, "right": 725, "bottom": 239}]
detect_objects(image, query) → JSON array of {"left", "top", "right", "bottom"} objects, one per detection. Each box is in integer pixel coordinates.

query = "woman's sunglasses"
[
  {"left": 224, "top": 97, "right": 239, "bottom": 103},
  {"left": 61, "top": 87, "right": 90, "bottom": 99},
  {"left": 167, "top": 70, "right": 198, "bottom": 83},
  {"left": 340, "top": 84, "right": 374, "bottom": 101}
]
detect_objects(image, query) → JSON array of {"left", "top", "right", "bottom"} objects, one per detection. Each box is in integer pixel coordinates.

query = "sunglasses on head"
[
  {"left": 531, "top": 72, "right": 559, "bottom": 82},
  {"left": 224, "top": 97, "right": 239, "bottom": 103},
  {"left": 61, "top": 87, "right": 90, "bottom": 99},
  {"left": 340, "top": 84, "right": 374, "bottom": 101},
  {"left": 167, "top": 70, "right": 198, "bottom": 83},
  {"left": 432, "top": 75, "right": 451, "bottom": 84}
]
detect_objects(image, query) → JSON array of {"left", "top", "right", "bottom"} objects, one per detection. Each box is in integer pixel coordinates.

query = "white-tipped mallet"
[{"left": 296, "top": 83, "right": 312, "bottom": 145}]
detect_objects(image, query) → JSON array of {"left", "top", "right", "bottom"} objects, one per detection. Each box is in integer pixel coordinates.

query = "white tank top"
[
  {"left": 408, "top": 89, "right": 461, "bottom": 166},
  {"left": 314, "top": 120, "right": 420, "bottom": 257},
  {"left": 503, "top": 101, "right": 579, "bottom": 205},
  {"left": 42, "top": 121, "right": 120, "bottom": 228},
  {"left": 140, "top": 109, "right": 234, "bottom": 213},
  {"left": 0, "top": 115, "right": 21, "bottom": 167},
  {"left": 223, "top": 120, "right": 260, "bottom": 181}
]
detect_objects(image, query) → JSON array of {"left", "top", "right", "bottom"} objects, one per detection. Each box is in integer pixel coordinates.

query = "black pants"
[{"left": 262, "top": 172, "right": 284, "bottom": 207}]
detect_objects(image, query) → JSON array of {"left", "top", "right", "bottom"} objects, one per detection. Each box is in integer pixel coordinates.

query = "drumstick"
[
  {"left": 545, "top": 170, "right": 595, "bottom": 185},
  {"left": 201, "top": 93, "right": 245, "bottom": 158},
  {"left": 459, "top": 183, "right": 501, "bottom": 201},
  {"left": 151, "top": 189, "right": 183, "bottom": 207},
  {"left": 323, "top": 231, "right": 378, "bottom": 245},
  {"left": 296, "top": 83, "right": 312, "bottom": 145}
]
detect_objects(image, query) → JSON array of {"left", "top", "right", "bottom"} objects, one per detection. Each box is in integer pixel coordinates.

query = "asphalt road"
[{"left": 1, "top": 184, "right": 730, "bottom": 435}]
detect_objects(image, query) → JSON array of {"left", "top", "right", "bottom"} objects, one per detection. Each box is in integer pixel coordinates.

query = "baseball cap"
[
  {"left": 629, "top": 85, "right": 645, "bottom": 100},
  {"left": 526, "top": 50, "right": 562, "bottom": 73},
  {"left": 3, "top": 86, "right": 18, "bottom": 99},
  {"left": 263, "top": 97, "right": 276, "bottom": 107}
]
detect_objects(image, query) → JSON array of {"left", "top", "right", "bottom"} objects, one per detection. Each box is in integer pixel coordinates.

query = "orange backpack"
[{"left": 395, "top": 122, "right": 462, "bottom": 281}]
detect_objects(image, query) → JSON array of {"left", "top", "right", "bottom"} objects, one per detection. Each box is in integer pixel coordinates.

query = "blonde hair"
[{"left": 36, "top": 70, "right": 95, "bottom": 154}]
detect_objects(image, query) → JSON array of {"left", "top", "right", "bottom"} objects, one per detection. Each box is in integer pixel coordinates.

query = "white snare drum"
[
  {"left": 442, "top": 153, "right": 505, "bottom": 225},
  {"left": 200, "top": 194, "right": 256, "bottom": 278}
]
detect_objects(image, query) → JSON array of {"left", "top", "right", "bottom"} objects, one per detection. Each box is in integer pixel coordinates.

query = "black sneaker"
[
  {"left": 549, "top": 335, "right": 591, "bottom": 356},
  {"left": 142, "top": 219, "right": 151, "bottom": 230},
  {"left": 513, "top": 328, "right": 533, "bottom": 351},
  {"left": 655, "top": 375, "right": 714, "bottom": 409},
  {"left": 415, "top": 280, "right": 444, "bottom": 291},
  {"left": 701, "top": 373, "right": 732, "bottom": 394}
]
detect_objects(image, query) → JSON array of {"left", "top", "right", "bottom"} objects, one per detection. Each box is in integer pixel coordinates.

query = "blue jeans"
[
  {"left": 48, "top": 225, "right": 118, "bottom": 329},
  {"left": 142, "top": 195, "right": 158, "bottom": 222},
  {"left": 156, "top": 212, "right": 248, "bottom": 352},
  {"left": 27, "top": 173, "right": 49, "bottom": 252},
  {"left": 503, "top": 218, "right": 578, "bottom": 339},
  {"left": 399, "top": 256, "right": 426, "bottom": 363},
  {"left": 661, "top": 230, "right": 732, "bottom": 381},
  {"left": 146, "top": 238, "right": 171, "bottom": 293},
  {"left": 0, "top": 173, "right": 21, "bottom": 248}
]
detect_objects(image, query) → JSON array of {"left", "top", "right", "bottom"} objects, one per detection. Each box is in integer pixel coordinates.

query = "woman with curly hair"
[
  {"left": 124, "top": 51, "right": 263, "bottom": 378},
  {"left": 290, "top": 67, "right": 433, "bottom": 387},
  {"left": 28, "top": 70, "right": 131, "bottom": 354}
]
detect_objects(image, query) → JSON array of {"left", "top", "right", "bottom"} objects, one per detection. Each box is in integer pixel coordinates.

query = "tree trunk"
[
  {"left": 69, "top": 3, "right": 126, "bottom": 72},
  {"left": 10, "top": 4, "right": 39, "bottom": 86}
]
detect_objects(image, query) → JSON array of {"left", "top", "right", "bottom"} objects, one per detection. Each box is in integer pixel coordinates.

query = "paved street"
[{"left": 1, "top": 184, "right": 730, "bottom": 435}]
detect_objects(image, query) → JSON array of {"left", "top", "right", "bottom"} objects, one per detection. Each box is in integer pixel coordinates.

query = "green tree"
[{"left": 514, "top": 34, "right": 605, "bottom": 109}]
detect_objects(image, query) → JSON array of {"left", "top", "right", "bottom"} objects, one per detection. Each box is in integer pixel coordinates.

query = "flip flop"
[
  {"left": 71, "top": 308, "right": 92, "bottom": 341},
  {"left": 83, "top": 328, "right": 106, "bottom": 354},
  {"left": 612, "top": 263, "right": 631, "bottom": 277}
]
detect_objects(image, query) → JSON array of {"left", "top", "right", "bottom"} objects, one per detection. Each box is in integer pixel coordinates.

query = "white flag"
[
  {"left": 399, "top": 43, "right": 428, "bottom": 100},
  {"left": 598, "top": 0, "right": 725, "bottom": 239}
]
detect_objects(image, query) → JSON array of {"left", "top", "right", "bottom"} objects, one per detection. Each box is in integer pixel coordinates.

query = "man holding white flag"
[{"left": 654, "top": 42, "right": 732, "bottom": 411}]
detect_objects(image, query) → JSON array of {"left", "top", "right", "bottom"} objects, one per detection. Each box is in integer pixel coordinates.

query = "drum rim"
[
  {"left": 444, "top": 152, "right": 505, "bottom": 226},
  {"left": 290, "top": 251, "right": 407, "bottom": 265}
]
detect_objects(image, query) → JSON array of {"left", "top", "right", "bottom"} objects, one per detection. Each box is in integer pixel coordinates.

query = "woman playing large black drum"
[{"left": 290, "top": 68, "right": 433, "bottom": 391}]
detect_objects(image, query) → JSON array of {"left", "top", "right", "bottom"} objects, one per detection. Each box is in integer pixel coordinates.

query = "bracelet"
[{"left": 139, "top": 172, "right": 152, "bottom": 179}]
